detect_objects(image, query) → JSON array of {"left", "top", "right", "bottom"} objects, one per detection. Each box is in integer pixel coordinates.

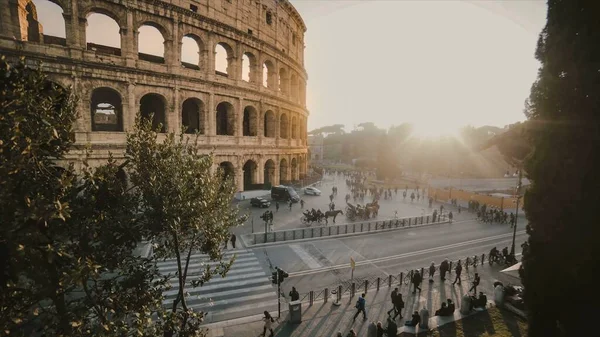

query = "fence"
[
  {"left": 253, "top": 214, "right": 448, "bottom": 244},
  {"left": 292, "top": 252, "right": 497, "bottom": 306},
  {"left": 428, "top": 187, "right": 522, "bottom": 210}
]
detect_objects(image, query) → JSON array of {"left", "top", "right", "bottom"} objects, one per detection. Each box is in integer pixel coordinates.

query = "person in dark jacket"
[
  {"left": 230, "top": 233, "right": 236, "bottom": 249},
  {"left": 386, "top": 316, "right": 398, "bottom": 337},
  {"left": 387, "top": 288, "right": 398, "bottom": 316},
  {"left": 429, "top": 262, "right": 436, "bottom": 283},
  {"left": 469, "top": 273, "right": 481, "bottom": 294},
  {"left": 440, "top": 258, "right": 449, "bottom": 281},
  {"left": 452, "top": 260, "right": 463, "bottom": 285},
  {"left": 289, "top": 287, "right": 299, "bottom": 301},
  {"left": 392, "top": 292, "right": 404, "bottom": 319},
  {"left": 404, "top": 311, "right": 421, "bottom": 327},
  {"left": 411, "top": 270, "right": 422, "bottom": 294}
]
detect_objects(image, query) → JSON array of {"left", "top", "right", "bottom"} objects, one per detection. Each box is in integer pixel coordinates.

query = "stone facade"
[
  {"left": 307, "top": 134, "right": 324, "bottom": 162},
  {"left": 0, "top": 0, "right": 309, "bottom": 192}
]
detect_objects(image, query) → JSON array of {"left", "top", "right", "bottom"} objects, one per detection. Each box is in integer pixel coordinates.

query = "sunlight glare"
[{"left": 410, "top": 122, "right": 460, "bottom": 139}]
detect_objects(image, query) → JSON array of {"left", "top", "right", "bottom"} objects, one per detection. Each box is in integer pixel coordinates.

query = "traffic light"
[
  {"left": 271, "top": 270, "right": 278, "bottom": 284},
  {"left": 272, "top": 267, "right": 289, "bottom": 284},
  {"left": 278, "top": 268, "right": 289, "bottom": 283}
]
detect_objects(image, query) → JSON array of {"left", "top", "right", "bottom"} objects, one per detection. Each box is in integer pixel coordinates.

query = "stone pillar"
[
  {"left": 77, "top": 14, "right": 88, "bottom": 51},
  {"left": 124, "top": 82, "right": 136, "bottom": 131},
  {"left": 123, "top": 9, "right": 136, "bottom": 66},
  {"left": 167, "top": 18, "right": 179, "bottom": 72},
  {"left": 236, "top": 97, "right": 244, "bottom": 137},
  {"left": 257, "top": 52, "right": 264, "bottom": 88},
  {"left": 274, "top": 159, "right": 280, "bottom": 186},
  {"left": 207, "top": 93, "right": 215, "bottom": 136},
  {"left": 235, "top": 164, "right": 244, "bottom": 192},
  {"left": 256, "top": 156, "right": 265, "bottom": 184},
  {"left": 206, "top": 33, "right": 215, "bottom": 81},
  {"left": 169, "top": 87, "right": 179, "bottom": 133}
]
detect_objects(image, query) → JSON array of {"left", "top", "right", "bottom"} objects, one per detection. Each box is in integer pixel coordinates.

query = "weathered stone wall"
[{"left": 0, "top": 0, "right": 309, "bottom": 192}]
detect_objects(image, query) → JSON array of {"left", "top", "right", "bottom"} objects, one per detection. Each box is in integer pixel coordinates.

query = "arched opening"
[
  {"left": 298, "top": 156, "right": 306, "bottom": 179},
  {"left": 30, "top": 0, "right": 66, "bottom": 45},
  {"left": 219, "top": 161, "right": 235, "bottom": 182},
  {"left": 243, "top": 160, "right": 258, "bottom": 190},
  {"left": 242, "top": 54, "right": 251, "bottom": 82},
  {"left": 243, "top": 106, "right": 258, "bottom": 136},
  {"left": 216, "top": 102, "right": 235, "bottom": 136},
  {"left": 91, "top": 87, "right": 122, "bottom": 132},
  {"left": 182, "top": 98, "right": 204, "bottom": 134},
  {"left": 290, "top": 73, "right": 299, "bottom": 101},
  {"left": 291, "top": 116, "right": 298, "bottom": 139},
  {"left": 279, "top": 113, "right": 289, "bottom": 139},
  {"left": 280, "top": 158, "right": 289, "bottom": 184},
  {"left": 181, "top": 35, "right": 203, "bottom": 70},
  {"left": 264, "top": 159, "right": 275, "bottom": 187},
  {"left": 264, "top": 110, "right": 276, "bottom": 138},
  {"left": 263, "top": 60, "right": 275, "bottom": 88},
  {"left": 291, "top": 157, "right": 298, "bottom": 181},
  {"left": 215, "top": 42, "right": 233, "bottom": 76},
  {"left": 139, "top": 93, "right": 166, "bottom": 132},
  {"left": 138, "top": 24, "right": 165, "bottom": 63},
  {"left": 300, "top": 80, "right": 307, "bottom": 105},
  {"left": 279, "top": 67, "right": 288, "bottom": 94},
  {"left": 86, "top": 12, "right": 121, "bottom": 55}
]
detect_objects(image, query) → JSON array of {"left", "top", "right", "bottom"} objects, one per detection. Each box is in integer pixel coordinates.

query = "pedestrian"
[
  {"left": 469, "top": 273, "right": 481, "bottom": 294},
  {"left": 335, "top": 332, "right": 343, "bottom": 337},
  {"left": 260, "top": 311, "right": 274, "bottom": 337},
  {"left": 449, "top": 211, "right": 453, "bottom": 223},
  {"left": 346, "top": 329, "right": 357, "bottom": 337},
  {"left": 353, "top": 293, "right": 367, "bottom": 321},
  {"left": 376, "top": 321, "right": 385, "bottom": 337},
  {"left": 386, "top": 316, "right": 398, "bottom": 337},
  {"left": 230, "top": 233, "right": 236, "bottom": 249},
  {"left": 458, "top": 205, "right": 461, "bottom": 214},
  {"left": 440, "top": 258, "right": 449, "bottom": 281},
  {"left": 289, "top": 199, "right": 293, "bottom": 211},
  {"left": 367, "top": 321, "right": 377, "bottom": 337},
  {"left": 392, "top": 292, "right": 404, "bottom": 319},
  {"left": 429, "top": 262, "right": 436, "bottom": 283},
  {"left": 452, "top": 260, "right": 462, "bottom": 285},
  {"left": 268, "top": 211, "right": 274, "bottom": 225},
  {"left": 404, "top": 311, "right": 421, "bottom": 327},
  {"left": 275, "top": 201, "right": 279, "bottom": 212},
  {"left": 300, "top": 199, "right": 304, "bottom": 209},
  {"left": 387, "top": 288, "right": 398, "bottom": 316},
  {"left": 289, "top": 287, "right": 299, "bottom": 301},
  {"left": 411, "top": 270, "right": 422, "bottom": 293}
]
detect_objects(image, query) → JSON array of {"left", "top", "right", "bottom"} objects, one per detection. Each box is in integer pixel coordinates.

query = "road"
[{"left": 161, "top": 173, "right": 529, "bottom": 324}]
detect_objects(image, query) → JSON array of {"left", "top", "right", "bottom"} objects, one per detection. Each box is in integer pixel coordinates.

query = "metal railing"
[{"left": 253, "top": 214, "right": 448, "bottom": 244}]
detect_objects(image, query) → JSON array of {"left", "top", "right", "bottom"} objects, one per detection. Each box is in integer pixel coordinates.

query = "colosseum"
[{"left": 0, "top": 0, "right": 309, "bottom": 192}]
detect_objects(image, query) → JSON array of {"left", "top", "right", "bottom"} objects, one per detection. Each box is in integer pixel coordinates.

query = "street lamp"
[{"left": 510, "top": 169, "right": 523, "bottom": 257}]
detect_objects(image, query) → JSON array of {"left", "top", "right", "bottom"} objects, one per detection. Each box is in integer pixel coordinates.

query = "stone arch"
[
  {"left": 279, "top": 112, "right": 289, "bottom": 139},
  {"left": 243, "top": 160, "right": 258, "bottom": 190},
  {"left": 137, "top": 22, "right": 167, "bottom": 63},
  {"left": 291, "top": 157, "right": 298, "bottom": 181},
  {"left": 264, "top": 159, "right": 276, "bottom": 187},
  {"left": 280, "top": 158, "right": 289, "bottom": 184},
  {"left": 181, "top": 34, "right": 205, "bottom": 70},
  {"left": 219, "top": 161, "right": 235, "bottom": 181},
  {"left": 290, "top": 73, "right": 299, "bottom": 101},
  {"left": 216, "top": 101, "right": 235, "bottom": 136},
  {"left": 264, "top": 110, "right": 276, "bottom": 138},
  {"left": 182, "top": 98, "right": 205, "bottom": 134},
  {"left": 90, "top": 87, "right": 123, "bottom": 132},
  {"left": 139, "top": 93, "right": 166, "bottom": 132},
  {"left": 86, "top": 11, "right": 121, "bottom": 55},
  {"left": 291, "top": 116, "right": 298, "bottom": 139},
  {"left": 23, "top": 1, "right": 42, "bottom": 42},
  {"left": 215, "top": 42, "right": 234, "bottom": 76},
  {"left": 279, "top": 67, "right": 289, "bottom": 94},
  {"left": 263, "top": 60, "right": 276, "bottom": 89},
  {"left": 242, "top": 52, "right": 257, "bottom": 83},
  {"left": 243, "top": 105, "right": 258, "bottom": 136},
  {"left": 80, "top": 3, "right": 126, "bottom": 28}
]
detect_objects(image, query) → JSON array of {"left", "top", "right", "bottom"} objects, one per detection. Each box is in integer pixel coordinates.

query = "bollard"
[
  {"left": 375, "top": 222, "right": 378, "bottom": 230},
  {"left": 482, "top": 254, "right": 485, "bottom": 265},
  {"left": 377, "top": 277, "right": 381, "bottom": 291},
  {"left": 309, "top": 290, "right": 314, "bottom": 305},
  {"left": 293, "top": 230, "right": 295, "bottom": 240},
  {"left": 408, "top": 218, "right": 411, "bottom": 226},
  {"left": 351, "top": 283, "right": 356, "bottom": 298},
  {"left": 449, "top": 261, "right": 453, "bottom": 273},
  {"left": 399, "top": 272, "right": 403, "bottom": 286},
  {"left": 369, "top": 222, "right": 371, "bottom": 231},
  {"left": 421, "top": 267, "right": 425, "bottom": 279},
  {"left": 324, "top": 288, "right": 329, "bottom": 303},
  {"left": 364, "top": 280, "right": 369, "bottom": 293},
  {"left": 427, "top": 215, "right": 430, "bottom": 223},
  {"left": 338, "top": 285, "right": 342, "bottom": 302},
  {"left": 361, "top": 223, "right": 364, "bottom": 232},
  {"left": 388, "top": 275, "right": 392, "bottom": 287},
  {"left": 284, "top": 231, "right": 286, "bottom": 241}
]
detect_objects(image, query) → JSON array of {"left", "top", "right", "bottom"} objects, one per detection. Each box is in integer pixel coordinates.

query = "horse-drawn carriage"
[
  {"left": 345, "top": 201, "right": 379, "bottom": 221},
  {"left": 301, "top": 209, "right": 344, "bottom": 226}
]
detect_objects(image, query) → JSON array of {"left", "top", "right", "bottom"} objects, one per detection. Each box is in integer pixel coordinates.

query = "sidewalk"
[{"left": 204, "top": 263, "right": 522, "bottom": 337}]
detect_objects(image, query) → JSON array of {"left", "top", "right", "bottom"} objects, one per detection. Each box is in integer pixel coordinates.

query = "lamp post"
[{"left": 510, "top": 169, "right": 523, "bottom": 257}]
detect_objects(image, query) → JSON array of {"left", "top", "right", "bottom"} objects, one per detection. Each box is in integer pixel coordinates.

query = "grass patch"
[{"left": 401, "top": 307, "right": 528, "bottom": 337}]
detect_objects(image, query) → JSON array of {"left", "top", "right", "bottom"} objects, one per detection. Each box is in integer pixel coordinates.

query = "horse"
[{"left": 324, "top": 209, "right": 343, "bottom": 224}]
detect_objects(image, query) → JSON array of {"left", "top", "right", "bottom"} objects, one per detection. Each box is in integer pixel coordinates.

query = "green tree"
[
  {"left": 0, "top": 57, "right": 164, "bottom": 336},
  {"left": 522, "top": 1, "right": 600, "bottom": 335},
  {"left": 125, "top": 118, "right": 247, "bottom": 336}
]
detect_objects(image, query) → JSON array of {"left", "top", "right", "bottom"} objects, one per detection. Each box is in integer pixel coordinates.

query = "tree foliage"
[
  {"left": 308, "top": 124, "right": 345, "bottom": 135},
  {"left": 521, "top": 1, "right": 600, "bottom": 336}
]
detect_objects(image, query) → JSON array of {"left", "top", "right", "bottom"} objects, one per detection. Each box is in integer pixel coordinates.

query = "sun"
[{"left": 410, "top": 122, "right": 461, "bottom": 139}]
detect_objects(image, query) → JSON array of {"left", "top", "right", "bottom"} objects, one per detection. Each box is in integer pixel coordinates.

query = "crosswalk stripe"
[
  {"left": 203, "top": 299, "right": 279, "bottom": 317},
  {"left": 157, "top": 256, "right": 258, "bottom": 271},
  {"left": 164, "top": 271, "right": 268, "bottom": 286},
  {"left": 163, "top": 284, "right": 275, "bottom": 306},
  {"left": 162, "top": 276, "right": 271, "bottom": 297},
  {"left": 156, "top": 253, "right": 255, "bottom": 267},
  {"left": 156, "top": 250, "right": 253, "bottom": 262}
]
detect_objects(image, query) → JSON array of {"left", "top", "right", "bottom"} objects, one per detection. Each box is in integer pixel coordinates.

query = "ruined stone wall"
[{"left": 0, "top": 0, "right": 309, "bottom": 191}]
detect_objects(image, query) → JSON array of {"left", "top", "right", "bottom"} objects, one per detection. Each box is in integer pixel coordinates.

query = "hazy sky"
[{"left": 32, "top": 0, "right": 547, "bottom": 135}]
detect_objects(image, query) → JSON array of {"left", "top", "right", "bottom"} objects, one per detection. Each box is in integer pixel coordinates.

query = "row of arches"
[
  {"left": 20, "top": 1, "right": 307, "bottom": 104},
  {"left": 219, "top": 156, "right": 307, "bottom": 191},
  {"left": 90, "top": 87, "right": 307, "bottom": 140}
]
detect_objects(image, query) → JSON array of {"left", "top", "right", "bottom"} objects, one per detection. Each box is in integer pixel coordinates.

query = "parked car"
[
  {"left": 304, "top": 187, "right": 321, "bottom": 196},
  {"left": 250, "top": 197, "right": 271, "bottom": 208}
]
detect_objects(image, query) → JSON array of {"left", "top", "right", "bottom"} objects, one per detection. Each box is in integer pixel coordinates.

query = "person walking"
[
  {"left": 230, "top": 233, "right": 236, "bottom": 249},
  {"left": 289, "top": 287, "right": 299, "bottom": 301},
  {"left": 449, "top": 211, "right": 453, "bottom": 223},
  {"left": 289, "top": 199, "right": 293, "bottom": 211},
  {"left": 353, "top": 293, "right": 367, "bottom": 321},
  {"left": 411, "top": 270, "right": 422, "bottom": 294},
  {"left": 469, "top": 273, "right": 481, "bottom": 294},
  {"left": 429, "top": 262, "right": 436, "bottom": 283},
  {"left": 300, "top": 199, "right": 304, "bottom": 209},
  {"left": 387, "top": 288, "right": 398, "bottom": 316},
  {"left": 440, "top": 258, "right": 449, "bottom": 281},
  {"left": 275, "top": 201, "right": 279, "bottom": 212},
  {"left": 392, "top": 292, "right": 404, "bottom": 319},
  {"left": 452, "top": 260, "right": 463, "bottom": 285},
  {"left": 260, "top": 311, "right": 274, "bottom": 337}
]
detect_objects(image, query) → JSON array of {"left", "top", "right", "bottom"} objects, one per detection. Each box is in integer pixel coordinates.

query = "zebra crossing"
[{"left": 156, "top": 248, "right": 279, "bottom": 323}]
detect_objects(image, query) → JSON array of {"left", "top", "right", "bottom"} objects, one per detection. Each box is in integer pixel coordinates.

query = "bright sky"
[{"left": 32, "top": 0, "right": 547, "bottom": 135}]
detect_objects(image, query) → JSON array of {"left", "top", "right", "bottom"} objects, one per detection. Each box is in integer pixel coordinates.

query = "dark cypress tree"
[{"left": 522, "top": 1, "right": 600, "bottom": 336}]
